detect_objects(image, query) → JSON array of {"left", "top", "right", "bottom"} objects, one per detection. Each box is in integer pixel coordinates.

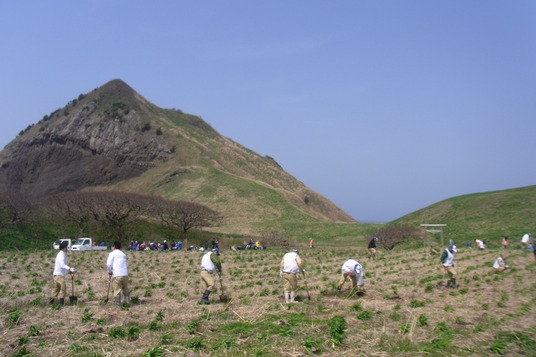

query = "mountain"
[
  {"left": 390, "top": 185, "right": 536, "bottom": 242},
  {"left": 0, "top": 79, "right": 356, "bottom": 234}
]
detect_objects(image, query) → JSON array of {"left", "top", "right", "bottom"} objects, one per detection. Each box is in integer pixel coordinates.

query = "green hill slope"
[{"left": 391, "top": 185, "right": 536, "bottom": 244}]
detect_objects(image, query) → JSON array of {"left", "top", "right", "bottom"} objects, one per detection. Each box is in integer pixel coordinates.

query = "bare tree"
[
  {"left": 0, "top": 192, "right": 37, "bottom": 228},
  {"left": 156, "top": 199, "right": 223, "bottom": 233},
  {"left": 42, "top": 192, "right": 95, "bottom": 235},
  {"left": 370, "top": 226, "right": 424, "bottom": 250},
  {"left": 88, "top": 191, "right": 154, "bottom": 240}
]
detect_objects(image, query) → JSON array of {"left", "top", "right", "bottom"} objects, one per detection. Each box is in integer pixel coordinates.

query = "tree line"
[{"left": 0, "top": 191, "right": 223, "bottom": 242}]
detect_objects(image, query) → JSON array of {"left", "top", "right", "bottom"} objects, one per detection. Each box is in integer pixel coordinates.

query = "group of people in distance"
[{"left": 128, "top": 240, "right": 184, "bottom": 251}]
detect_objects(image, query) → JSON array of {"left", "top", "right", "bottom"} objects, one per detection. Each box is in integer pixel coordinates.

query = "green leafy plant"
[
  {"left": 303, "top": 336, "right": 323, "bottom": 355},
  {"left": 186, "top": 319, "right": 199, "bottom": 334},
  {"left": 398, "top": 323, "right": 411, "bottom": 334},
  {"left": 81, "top": 308, "right": 94, "bottom": 323},
  {"left": 28, "top": 325, "right": 41, "bottom": 336},
  {"left": 356, "top": 310, "right": 373, "bottom": 321},
  {"left": 408, "top": 299, "right": 426, "bottom": 308},
  {"left": 417, "top": 314, "right": 429, "bottom": 326},
  {"left": 108, "top": 326, "right": 126, "bottom": 338},
  {"left": 7, "top": 309, "right": 22, "bottom": 327},
  {"left": 328, "top": 315, "right": 347, "bottom": 347},
  {"left": 126, "top": 324, "right": 140, "bottom": 341}
]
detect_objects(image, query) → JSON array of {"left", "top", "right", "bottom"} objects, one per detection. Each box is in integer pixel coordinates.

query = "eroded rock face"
[{"left": 0, "top": 80, "right": 172, "bottom": 195}]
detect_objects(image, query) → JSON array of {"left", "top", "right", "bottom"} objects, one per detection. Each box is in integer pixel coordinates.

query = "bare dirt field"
[{"left": 1, "top": 243, "right": 535, "bottom": 356}]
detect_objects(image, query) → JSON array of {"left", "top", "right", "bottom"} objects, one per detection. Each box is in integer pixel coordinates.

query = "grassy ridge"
[{"left": 391, "top": 185, "right": 536, "bottom": 245}]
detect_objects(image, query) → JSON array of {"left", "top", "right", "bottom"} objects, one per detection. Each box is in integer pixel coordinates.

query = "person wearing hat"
[
  {"left": 337, "top": 259, "right": 364, "bottom": 294},
  {"left": 440, "top": 244, "right": 458, "bottom": 288},
  {"left": 200, "top": 247, "right": 222, "bottom": 304},
  {"left": 107, "top": 241, "right": 130, "bottom": 306},
  {"left": 368, "top": 237, "right": 378, "bottom": 259},
  {"left": 492, "top": 255, "right": 509, "bottom": 273},
  {"left": 280, "top": 249, "right": 303, "bottom": 303},
  {"left": 49, "top": 240, "right": 76, "bottom": 305},
  {"left": 161, "top": 240, "right": 169, "bottom": 250}
]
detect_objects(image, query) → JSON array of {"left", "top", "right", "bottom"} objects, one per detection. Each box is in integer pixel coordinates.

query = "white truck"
[
  {"left": 52, "top": 238, "right": 72, "bottom": 250},
  {"left": 71, "top": 237, "right": 107, "bottom": 251}
]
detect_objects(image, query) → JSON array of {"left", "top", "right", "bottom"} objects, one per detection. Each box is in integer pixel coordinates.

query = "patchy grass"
[{"left": 0, "top": 245, "right": 535, "bottom": 356}]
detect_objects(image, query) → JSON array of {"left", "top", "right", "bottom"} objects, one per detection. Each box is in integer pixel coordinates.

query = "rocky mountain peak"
[{"left": 0, "top": 80, "right": 172, "bottom": 195}]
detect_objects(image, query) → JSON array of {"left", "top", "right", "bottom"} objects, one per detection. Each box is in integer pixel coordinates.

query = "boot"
[
  {"left": 445, "top": 280, "right": 452, "bottom": 288},
  {"left": 450, "top": 278, "right": 458, "bottom": 289},
  {"left": 115, "top": 296, "right": 122, "bottom": 306},
  {"left": 124, "top": 292, "right": 131, "bottom": 306},
  {"left": 48, "top": 297, "right": 55, "bottom": 305},
  {"left": 284, "top": 291, "right": 290, "bottom": 304},
  {"left": 290, "top": 291, "right": 298, "bottom": 303},
  {"left": 59, "top": 298, "right": 64, "bottom": 306},
  {"left": 201, "top": 290, "right": 211, "bottom": 305}
]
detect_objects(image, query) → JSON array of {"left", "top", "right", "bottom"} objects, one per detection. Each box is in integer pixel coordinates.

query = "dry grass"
[{"left": 1, "top": 244, "right": 535, "bottom": 356}]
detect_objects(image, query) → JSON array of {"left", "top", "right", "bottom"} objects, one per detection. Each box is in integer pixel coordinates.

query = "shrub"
[
  {"left": 109, "top": 326, "right": 126, "bottom": 338},
  {"left": 328, "top": 315, "right": 347, "bottom": 347}
]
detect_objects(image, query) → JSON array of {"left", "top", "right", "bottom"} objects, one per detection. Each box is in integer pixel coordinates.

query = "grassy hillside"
[{"left": 391, "top": 185, "right": 536, "bottom": 246}]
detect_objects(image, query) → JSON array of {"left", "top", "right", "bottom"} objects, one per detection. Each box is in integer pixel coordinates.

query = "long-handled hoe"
[
  {"left": 218, "top": 273, "right": 229, "bottom": 303},
  {"left": 301, "top": 270, "right": 311, "bottom": 301},
  {"left": 69, "top": 273, "right": 78, "bottom": 305}
]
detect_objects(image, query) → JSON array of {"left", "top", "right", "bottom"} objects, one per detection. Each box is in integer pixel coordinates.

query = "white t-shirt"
[
  {"left": 282, "top": 252, "right": 300, "bottom": 274},
  {"left": 201, "top": 251, "right": 216, "bottom": 273},
  {"left": 107, "top": 249, "right": 128, "bottom": 277},
  {"left": 341, "top": 259, "right": 364, "bottom": 286}
]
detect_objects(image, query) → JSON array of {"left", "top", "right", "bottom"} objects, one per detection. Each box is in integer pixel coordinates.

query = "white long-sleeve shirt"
[
  {"left": 53, "top": 250, "right": 72, "bottom": 276},
  {"left": 341, "top": 259, "right": 364, "bottom": 286},
  {"left": 107, "top": 249, "right": 128, "bottom": 277}
]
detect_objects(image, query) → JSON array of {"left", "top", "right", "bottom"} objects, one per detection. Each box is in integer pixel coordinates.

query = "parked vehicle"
[
  {"left": 53, "top": 238, "right": 72, "bottom": 250},
  {"left": 71, "top": 238, "right": 107, "bottom": 251}
]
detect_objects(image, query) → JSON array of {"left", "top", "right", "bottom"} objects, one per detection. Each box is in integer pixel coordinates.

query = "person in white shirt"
[
  {"left": 492, "top": 255, "right": 509, "bottom": 273},
  {"left": 337, "top": 259, "right": 364, "bottom": 294},
  {"left": 107, "top": 241, "right": 130, "bottom": 306},
  {"left": 200, "top": 247, "right": 222, "bottom": 304},
  {"left": 279, "top": 249, "right": 303, "bottom": 303},
  {"left": 521, "top": 233, "right": 531, "bottom": 249},
  {"left": 49, "top": 241, "right": 76, "bottom": 305},
  {"left": 440, "top": 244, "right": 458, "bottom": 288}
]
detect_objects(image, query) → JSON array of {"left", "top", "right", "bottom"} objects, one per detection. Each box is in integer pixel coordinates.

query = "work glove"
[
  {"left": 301, "top": 269, "right": 306, "bottom": 273},
  {"left": 70, "top": 268, "right": 76, "bottom": 274}
]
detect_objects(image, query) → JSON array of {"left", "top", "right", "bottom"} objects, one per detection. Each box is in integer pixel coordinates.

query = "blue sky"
[{"left": 1, "top": 1, "right": 535, "bottom": 222}]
